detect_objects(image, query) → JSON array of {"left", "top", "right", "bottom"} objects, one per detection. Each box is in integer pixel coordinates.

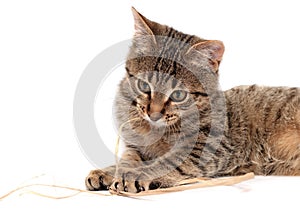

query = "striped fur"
[{"left": 86, "top": 8, "right": 300, "bottom": 193}]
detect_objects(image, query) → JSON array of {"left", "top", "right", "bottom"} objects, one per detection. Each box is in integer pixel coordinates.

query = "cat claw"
[
  {"left": 109, "top": 178, "right": 151, "bottom": 193},
  {"left": 85, "top": 169, "right": 114, "bottom": 191}
]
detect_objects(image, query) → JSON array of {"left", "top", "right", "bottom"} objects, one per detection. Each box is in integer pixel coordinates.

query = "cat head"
[
  {"left": 127, "top": 7, "right": 224, "bottom": 75},
  {"left": 114, "top": 8, "right": 225, "bottom": 142}
]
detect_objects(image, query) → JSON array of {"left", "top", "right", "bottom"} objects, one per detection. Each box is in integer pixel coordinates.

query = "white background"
[{"left": 0, "top": 0, "right": 300, "bottom": 215}]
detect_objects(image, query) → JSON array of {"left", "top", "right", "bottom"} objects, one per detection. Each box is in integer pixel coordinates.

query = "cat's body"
[
  {"left": 225, "top": 85, "right": 300, "bottom": 175},
  {"left": 86, "top": 8, "right": 300, "bottom": 193}
]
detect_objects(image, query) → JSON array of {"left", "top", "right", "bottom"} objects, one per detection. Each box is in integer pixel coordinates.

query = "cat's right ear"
[
  {"left": 185, "top": 40, "right": 225, "bottom": 73},
  {"left": 131, "top": 7, "right": 157, "bottom": 45}
]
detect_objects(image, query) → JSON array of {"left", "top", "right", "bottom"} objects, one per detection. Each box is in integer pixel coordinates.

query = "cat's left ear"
[
  {"left": 186, "top": 40, "right": 225, "bottom": 73},
  {"left": 131, "top": 7, "right": 157, "bottom": 44}
]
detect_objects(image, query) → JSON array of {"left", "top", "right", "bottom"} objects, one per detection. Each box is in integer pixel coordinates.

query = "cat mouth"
[
  {"left": 144, "top": 114, "right": 166, "bottom": 127},
  {"left": 136, "top": 103, "right": 179, "bottom": 127},
  {"left": 144, "top": 113, "right": 179, "bottom": 128}
]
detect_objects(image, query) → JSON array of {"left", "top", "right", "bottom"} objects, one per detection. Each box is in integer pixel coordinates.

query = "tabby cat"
[{"left": 86, "top": 7, "right": 300, "bottom": 193}]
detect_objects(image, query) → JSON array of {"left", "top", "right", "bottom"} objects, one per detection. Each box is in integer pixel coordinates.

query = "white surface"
[
  {"left": 1, "top": 175, "right": 300, "bottom": 216},
  {"left": 0, "top": 0, "right": 299, "bottom": 215}
]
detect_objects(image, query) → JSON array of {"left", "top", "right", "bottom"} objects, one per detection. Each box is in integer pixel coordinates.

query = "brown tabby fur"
[{"left": 86, "top": 7, "right": 300, "bottom": 193}]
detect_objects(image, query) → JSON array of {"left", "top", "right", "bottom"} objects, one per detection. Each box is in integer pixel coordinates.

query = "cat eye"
[
  {"left": 137, "top": 79, "right": 151, "bottom": 93},
  {"left": 170, "top": 90, "right": 188, "bottom": 102}
]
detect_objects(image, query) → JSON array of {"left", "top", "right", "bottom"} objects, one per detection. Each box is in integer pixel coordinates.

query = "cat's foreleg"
[{"left": 110, "top": 151, "right": 197, "bottom": 193}]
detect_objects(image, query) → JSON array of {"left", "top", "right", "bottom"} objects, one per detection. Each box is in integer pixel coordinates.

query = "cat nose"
[{"left": 149, "top": 112, "right": 163, "bottom": 121}]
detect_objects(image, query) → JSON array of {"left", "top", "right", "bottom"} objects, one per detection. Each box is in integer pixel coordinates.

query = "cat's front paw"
[
  {"left": 85, "top": 169, "right": 114, "bottom": 191},
  {"left": 109, "top": 170, "right": 162, "bottom": 193}
]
